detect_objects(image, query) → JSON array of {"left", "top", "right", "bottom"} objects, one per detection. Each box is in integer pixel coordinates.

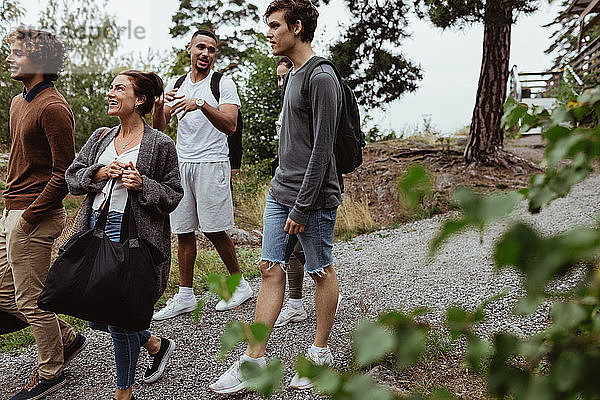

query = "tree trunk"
[{"left": 464, "top": 0, "right": 513, "bottom": 166}]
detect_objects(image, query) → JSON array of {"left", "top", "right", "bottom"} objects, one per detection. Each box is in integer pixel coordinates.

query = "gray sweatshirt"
[{"left": 270, "top": 60, "right": 343, "bottom": 226}]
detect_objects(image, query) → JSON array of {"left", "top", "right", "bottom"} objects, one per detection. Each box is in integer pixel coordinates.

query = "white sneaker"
[
  {"left": 209, "top": 361, "right": 246, "bottom": 394},
  {"left": 290, "top": 346, "right": 333, "bottom": 390},
  {"left": 152, "top": 293, "right": 197, "bottom": 321},
  {"left": 209, "top": 357, "right": 265, "bottom": 394},
  {"left": 215, "top": 281, "right": 253, "bottom": 311},
  {"left": 274, "top": 304, "right": 308, "bottom": 328}
]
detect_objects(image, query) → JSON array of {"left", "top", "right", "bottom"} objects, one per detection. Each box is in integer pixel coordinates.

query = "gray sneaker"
[{"left": 274, "top": 305, "right": 308, "bottom": 328}]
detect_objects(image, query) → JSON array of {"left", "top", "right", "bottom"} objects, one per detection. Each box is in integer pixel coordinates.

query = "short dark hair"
[
  {"left": 118, "top": 70, "right": 164, "bottom": 116},
  {"left": 5, "top": 27, "right": 67, "bottom": 81},
  {"left": 276, "top": 56, "right": 292, "bottom": 69},
  {"left": 265, "top": 0, "right": 319, "bottom": 43},
  {"left": 191, "top": 29, "right": 218, "bottom": 45}
]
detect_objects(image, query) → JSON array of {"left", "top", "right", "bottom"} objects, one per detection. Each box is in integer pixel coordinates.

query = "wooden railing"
[{"left": 571, "top": 34, "right": 600, "bottom": 84}]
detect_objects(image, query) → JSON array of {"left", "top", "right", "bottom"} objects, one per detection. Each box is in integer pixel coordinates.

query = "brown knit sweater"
[{"left": 4, "top": 86, "right": 75, "bottom": 225}]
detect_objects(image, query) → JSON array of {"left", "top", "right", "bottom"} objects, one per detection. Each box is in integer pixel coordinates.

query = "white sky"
[{"left": 15, "top": 0, "right": 561, "bottom": 135}]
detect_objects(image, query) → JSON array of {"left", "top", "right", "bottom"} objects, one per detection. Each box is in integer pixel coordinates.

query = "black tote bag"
[
  {"left": 0, "top": 311, "right": 28, "bottom": 334},
  {"left": 38, "top": 180, "right": 165, "bottom": 331}
]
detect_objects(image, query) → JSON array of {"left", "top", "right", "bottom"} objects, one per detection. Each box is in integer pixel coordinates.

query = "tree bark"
[{"left": 464, "top": 0, "right": 513, "bottom": 166}]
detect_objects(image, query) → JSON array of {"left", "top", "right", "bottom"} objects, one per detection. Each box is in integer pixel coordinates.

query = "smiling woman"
[{"left": 64, "top": 69, "right": 183, "bottom": 400}]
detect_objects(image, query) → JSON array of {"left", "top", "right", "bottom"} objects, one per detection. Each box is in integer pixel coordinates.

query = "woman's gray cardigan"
[{"left": 65, "top": 123, "right": 183, "bottom": 304}]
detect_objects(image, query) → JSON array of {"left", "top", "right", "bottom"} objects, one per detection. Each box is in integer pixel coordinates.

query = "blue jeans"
[
  {"left": 261, "top": 192, "right": 337, "bottom": 275},
  {"left": 89, "top": 210, "right": 151, "bottom": 389}
]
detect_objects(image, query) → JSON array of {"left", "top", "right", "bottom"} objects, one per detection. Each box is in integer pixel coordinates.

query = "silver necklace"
[{"left": 118, "top": 131, "right": 142, "bottom": 150}]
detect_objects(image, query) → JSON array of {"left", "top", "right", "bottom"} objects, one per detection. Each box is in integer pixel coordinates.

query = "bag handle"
[{"left": 93, "top": 179, "right": 117, "bottom": 236}]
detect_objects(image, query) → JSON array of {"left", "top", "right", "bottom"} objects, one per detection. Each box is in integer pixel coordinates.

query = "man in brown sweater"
[{"left": 1, "top": 28, "right": 86, "bottom": 400}]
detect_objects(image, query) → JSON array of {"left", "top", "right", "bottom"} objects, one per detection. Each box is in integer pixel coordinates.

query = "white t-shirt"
[
  {"left": 92, "top": 140, "right": 140, "bottom": 213},
  {"left": 165, "top": 70, "right": 241, "bottom": 162}
]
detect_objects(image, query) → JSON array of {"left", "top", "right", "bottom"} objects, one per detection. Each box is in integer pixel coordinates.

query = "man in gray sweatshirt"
[{"left": 210, "top": 0, "right": 342, "bottom": 393}]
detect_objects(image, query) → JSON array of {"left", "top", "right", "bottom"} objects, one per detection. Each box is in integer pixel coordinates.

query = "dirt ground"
[{"left": 341, "top": 134, "right": 545, "bottom": 227}]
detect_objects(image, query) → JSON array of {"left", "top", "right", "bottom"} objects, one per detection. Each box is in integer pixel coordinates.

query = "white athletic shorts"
[{"left": 170, "top": 161, "right": 234, "bottom": 234}]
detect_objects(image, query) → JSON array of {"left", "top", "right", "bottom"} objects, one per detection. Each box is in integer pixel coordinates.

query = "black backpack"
[
  {"left": 174, "top": 72, "right": 243, "bottom": 169},
  {"left": 281, "top": 56, "right": 365, "bottom": 174}
]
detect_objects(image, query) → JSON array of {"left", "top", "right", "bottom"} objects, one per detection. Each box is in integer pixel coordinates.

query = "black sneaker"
[
  {"left": 64, "top": 333, "right": 87, "bottom": 367},
  {"left": 143, "top": 338, "right": 175, "bottom": 384},
  {"left": 10, "top": 370, "right": 66, "bottom": 400}
]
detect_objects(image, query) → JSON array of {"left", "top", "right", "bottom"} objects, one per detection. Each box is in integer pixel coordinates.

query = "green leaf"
[
  {"left": 551, "top": 302, "right": 588, "bottom": 331},
  {"left": 429, "top": 219, "right": 468, "bottom": 256},
  {"left": 294, "top": 355, "right": 340, "bottom": 393},
  {"left": 430, "top": 189, "right": 522, "bottom": 257},
  {"left": 240, "top": 358, "right": 284, "bottom": 398},
  {"left": 446, "top": 306, "right": 469, "bottom": 332},
  {"left": 429, "top": 389, "right": 457, "bottom": 399},
  {"left": 551, "top": 351, "right": 585, "bottom": 392},
  {"left": 395, "top": 328, "right": 427, "bottom": 369},
  {"left": 397, "top": 164, "right": 433, "bottom": 210},
  {"left": 513, "top": 297, "right": 543, "bottom": 315},
  {"left": 352, "top": 320, "right": 396, "bottom": 367},
  {"left": 219, "top": 321, "right": 245, "bottom": 359},
  {"left": 248, "top": 322, "right": 270, "bottom": 347},
  {"left": 343, "top": 374, "right": 394, "bottom": 400},
  {"left": 207, "top": 273, "right": 241, "bottom": 301},
  {"left": 494, "top": 224, "right": 600, "bottom": 301},
  {"left": 192, "top": 295, "right": 209, "bottom": 324},
  {"left": 465, "top": 336, "right": 491, "bottom": 373}
]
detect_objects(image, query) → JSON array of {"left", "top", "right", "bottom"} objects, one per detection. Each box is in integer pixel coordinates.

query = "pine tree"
[
  {"left": 328, "top": 0, "right": 422, "bottom": 108},
  {"left": 420, "top": 0, "right": 539, "bottom": 168}
]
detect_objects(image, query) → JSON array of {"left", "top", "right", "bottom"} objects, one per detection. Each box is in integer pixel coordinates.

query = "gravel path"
[{"left": 1, "top": 175, "right": 598, "bottom": 400}]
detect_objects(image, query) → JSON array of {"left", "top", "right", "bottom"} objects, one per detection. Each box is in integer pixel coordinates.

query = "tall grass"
[
  {"left": 236, "top": 184, "right": 269, "bottom": 231},
  {"left": 335, "top": 194, "right": 378, "bottom": 240}
]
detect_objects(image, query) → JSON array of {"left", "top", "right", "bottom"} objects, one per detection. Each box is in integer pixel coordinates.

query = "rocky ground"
[{"left": 1, "top": 139, "right": 597, "bottom": 400}]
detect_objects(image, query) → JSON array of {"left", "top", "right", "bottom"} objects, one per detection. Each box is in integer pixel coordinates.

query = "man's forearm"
[
  {"left": 152, "top": 106, "right": 167, "bottom": 132},
  {"left": 201, "top": 103, "right": 237, "bottom": 136}
]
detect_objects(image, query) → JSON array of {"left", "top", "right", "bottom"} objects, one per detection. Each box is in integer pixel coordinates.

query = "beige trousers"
[{"left": 0, "top": 208, "right": 76, "bottom": 380}]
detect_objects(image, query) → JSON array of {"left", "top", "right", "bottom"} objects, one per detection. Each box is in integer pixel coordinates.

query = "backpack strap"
[
  {"left": 281, "top": 69, "right": 292, "bottom": 103},
  {"left": 211, "top": 71, "right": 222, "bottom": 103},
  {"left": 300, "top": 56, "right": 338, "bottom": 105},
  {"left": 173, "top": 74, "right": 186, "bottom": 90},
  {"left": 300, "top": 56, "right": 343, "bottom": 137}
]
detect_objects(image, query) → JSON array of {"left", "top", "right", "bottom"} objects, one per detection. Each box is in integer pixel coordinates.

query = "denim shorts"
[{"left": 261, "top": 192, "right": 337, "bottom": 274}]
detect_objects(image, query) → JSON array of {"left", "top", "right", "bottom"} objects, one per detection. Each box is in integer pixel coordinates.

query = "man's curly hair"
[
  {"left": 5, "top": 28, "right": 67, "bottom": 81},
  {"left": 265, "top": 0, "right": 319, "bottom": 43}
]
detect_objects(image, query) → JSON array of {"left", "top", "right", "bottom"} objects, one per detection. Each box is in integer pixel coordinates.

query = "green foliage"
[
  {"left": 207, "top": 272, "right": 242, "bottom": 302},
  {"left": 238, "top": 36, "right": 280, "bottom": 165},
  {"left": 429, "top": 188, "right": 522, "bottom": 255},
  {"left": 352, "top": 320, "right": 396, "bottom": 368},
  {"left": 38, "top": 0, "right": 122, "bottom": 149},
  {"left": 0, "top": 0, "right": 24, "bottom": 149},
  {"left": 240, "top": 359, "right": 285, "bottom": 398},
  {"left": 503, "top": 88, "right": 600, "bottom": 213},
  {"left": 495, "top": 224, "right": 600, "bottom": 310},
  {"left": 397, "top": 164, "right": 433, "bottom": 210},
  {"left": 168, "top": 0, "right": 260, "bottom": 73},
  {"left": 363, "top": 114, "right": 397, "bottom": 143},
  {"left": 328, "top": 0, "right": 422, "bottom": 108},
  {"left": 218, "top": 320, "right": 270, "bottom": 360}
]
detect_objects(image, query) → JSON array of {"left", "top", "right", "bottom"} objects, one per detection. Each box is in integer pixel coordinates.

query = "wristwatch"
[{"left": 195, "top": 98, "right": 205, "bottom": 109}]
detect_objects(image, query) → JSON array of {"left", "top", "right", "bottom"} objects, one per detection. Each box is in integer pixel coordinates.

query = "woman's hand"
[
  {"left": 92, "top": 160, "right": 128, "bottom": 182},
  {"left": 122, "top": 161, "right": 143, "bottom": 191}
]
